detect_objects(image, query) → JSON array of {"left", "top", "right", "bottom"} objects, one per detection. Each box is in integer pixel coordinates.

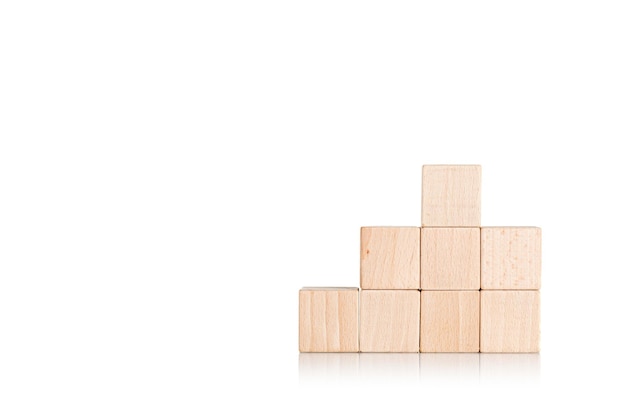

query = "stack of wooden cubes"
[{"left": 299, "top": 165, "right": 540, "bottom": 353}]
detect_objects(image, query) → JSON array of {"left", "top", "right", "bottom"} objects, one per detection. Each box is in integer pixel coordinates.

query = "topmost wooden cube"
[{"left": 422, "top": 165, "right": 481, "bottom": 227}]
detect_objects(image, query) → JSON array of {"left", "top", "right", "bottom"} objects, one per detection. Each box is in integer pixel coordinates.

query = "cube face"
[
  {"left": 299, "top": 288, "right": 359, "bottom": 352},
  {"left": 422, "top": 165, "right": 481, "bottom": 227},
  {"left": 480, "top": 291, "right": 540, "bottom": 353},
  {"left": 360, "top": 227, "right": 420, "bottom": 289},
  {"left": 421, "top": 227, "right": 480, "bottom": 290},
  {"left": 360, "top": 290, "right": 420, "bottom": 352},
  {"left": 481, "top": 227, "right": 541, "bottom": 290},
  {"left": 420, "top": 291, "right": 480, "bottom": 352}
]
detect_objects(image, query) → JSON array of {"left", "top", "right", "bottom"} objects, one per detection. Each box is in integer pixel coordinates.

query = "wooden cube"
[
  {"left": 481, "top": 227, "right": 541, "bottom": 289},
  {"left": 360, "top": 290, "right": 420, "bottom": 352},
  {"left": 420, "top": 291, "right": 480, "bottom": 352},
  {"left": 480, "top": 290, "right": 540, "bottom": 353},
  {"left": 421, "top": 227, "right": 480, "bottom": 290},
  {"left": 299, "top": 288, "right": 359, "bottom": 352},
  {"left": 360, "top": 227, "right": 420, "bottom": 289},
  {"left": 422, "top": 165, "right": 481, "bottom": 227}
]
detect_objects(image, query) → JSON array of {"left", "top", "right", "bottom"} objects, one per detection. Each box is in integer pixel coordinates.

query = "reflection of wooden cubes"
[
  {"left": 360, "top": 227, "right": 420, "bottom": 289},
  {"left": 299, "top": 288, "right": 359, "bottom": 352},
  {"left": 420, "top": 353, "right": 479, "bottom": 383},
  {"left": 481, "top": 227, "right": 541, "bottom": 289},
  {"left": 480, "top": 291, "right": 540, "bottom": 353},
  {"left": 421, "top": 227, "right": 480, "bottom": 290},
  {"left": 422, "top": 165, "right": 481, "bottom": 227},
  {"left": 360, "top": 290, "right": 420, "bottom": 352},
  {"left": 420, "top": 291, "right": 480, "bottom": 352},
  {"left": 359, "top": 354, "right": 419, "bottom": 380},
  {"left": 479, "top": 353, "right": 540, "bottom": 383},
  {"left": 299, "top": 353, "right": 359, "bottom": 381}
]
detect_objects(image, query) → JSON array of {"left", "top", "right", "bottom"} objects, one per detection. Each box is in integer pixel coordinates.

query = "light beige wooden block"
[
  {"left": 480, "top": 290, "right": 540, "bottom": 353},
  {"left": 420, "top": 291, "right": 479, "bottom": 352},
  {"left": 360, "top": 290, "right": 420, "bottom": 352},
  {"left": 360, "top": 227, "right": 420, "bottom": 289},
  {"left": 422, "top": 165, "right": 481, "bottom": 227},
  {"left": 299, "top": 288, "right": 359, "bottom": 352},
  {"left": 421, "top": 227, "right": 480, "bottom": 290},
  {"left": 481, "top": 227, "right": 541, "bottom": 290}
]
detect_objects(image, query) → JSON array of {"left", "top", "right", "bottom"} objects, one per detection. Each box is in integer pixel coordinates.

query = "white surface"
[{"left": 1, "top": 1, "right": 625, "bottom": 415}]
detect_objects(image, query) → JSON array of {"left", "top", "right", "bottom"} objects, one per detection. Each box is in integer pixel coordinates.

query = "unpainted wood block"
[
  {"left": 299, "top": 288, "right": 359, "bottom": 352},
  {"left": 422, "top": 165, "right": 481, "bottom": 227},
  {"left": 481, "top": 227, "right": 541, "bottom": 290},
  {"left": 420, "top": 291, "right": 480, "bottom": 352},
  {"left": 421, "top": 227, "right": 480, "bottom": 290},
  {"left": 480, "top": 290, "right": 540, "bottom": 353},
  {"left": 360, "top": 290, "right": 420, "bottom": 352},
  {"left": 360, "top": 227, "right": 420, "bottom": 289}
]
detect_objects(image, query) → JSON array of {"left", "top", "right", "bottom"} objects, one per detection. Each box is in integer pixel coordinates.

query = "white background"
[{"left": 1, "top": 1, "right": 625, "bottom": 415}]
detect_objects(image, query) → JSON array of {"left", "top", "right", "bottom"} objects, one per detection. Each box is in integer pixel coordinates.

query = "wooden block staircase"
[{"left": 299, "top": 165, "right": 540, "bottom": 353}]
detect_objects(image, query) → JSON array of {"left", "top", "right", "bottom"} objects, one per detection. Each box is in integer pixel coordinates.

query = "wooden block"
[
  {"left": 422, "top": 165, "right": 481, "bottom": 227},
  {"left": 421, "top": 227, "right": 480, "bottom": 290},
  {"left": 420, "top": 291, "right": 480, "bottom": 352},
  {"left": 299, "top": 288, "right": 359, "bottom": 352},
  {"left": 360, "top": 227, "right": 420, "bottom": 289},
  {"left": 480, "top": 290, "right": 540, "bottom": 353},
  {"left": 481, "top": 227, "right": 541, "bottom": 289},
  {"left": 360, "top": 290, "right": 420, "bottom": 352}
]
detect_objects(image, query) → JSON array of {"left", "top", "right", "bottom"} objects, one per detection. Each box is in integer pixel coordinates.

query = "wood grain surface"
[
  {"left": 421, "top": 227, "right": 480, "bottom": 290},
  {"left": 480, "top": 290, "right": 540, "bottom": 353},
  {"left": 481, "top": 227, "right": 541, "bottom": 289},
  {"left": 420, "top": 291, "right": 480, "bottom": 352},
  {"left": 360, "top": 227, "right": 420, "bottom": 289},
  {"left": 299, "top": 288, "right": 359, "bottom": 352},
  {"left": 360, "top": 290, "right": 420, "bottom": 352},
  {"left": 421, "top": 165, "right": 481, "bottom": 227}
]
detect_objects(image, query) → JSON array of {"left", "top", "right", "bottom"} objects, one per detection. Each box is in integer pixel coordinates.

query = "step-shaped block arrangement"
[{"left": 299, "top": 165, "right": 541, "bottom": 353}]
